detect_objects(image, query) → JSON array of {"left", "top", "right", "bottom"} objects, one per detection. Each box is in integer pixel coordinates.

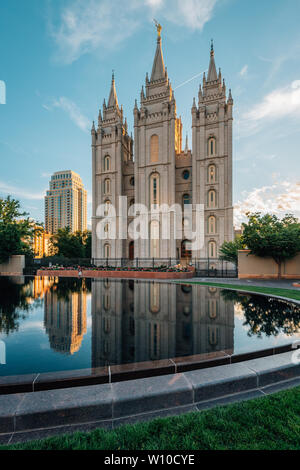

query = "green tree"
[
  {"left": 221, "top": 290, "right": 300, "bottom": 338},
  {"left": 242, "top": 213, "right": 300, "bottom": 279},
  {"left": 50, "top": 228, "right": 91, "bottom": 259},
  {"left": 219, "top": 236, "right": 245, "bottom": 265},
  {"left": 0, "top": 196, "right": 37, "bottom": 263},
  {"left": 0, "top": 277, "right": 34, "bottom": 335},
  {"left": 83, "top": 230, "right": 92, "bottom": 258}
]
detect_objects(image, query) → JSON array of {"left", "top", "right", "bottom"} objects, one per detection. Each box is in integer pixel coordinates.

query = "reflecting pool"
[{"left": 0, "top": 276, "right": 299, "bottom": 376}]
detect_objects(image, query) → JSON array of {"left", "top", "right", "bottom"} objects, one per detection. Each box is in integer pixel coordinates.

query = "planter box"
[
  {"left": 0, "top": 255, "right": 25, "bottom": 276},
  {"left": 36, "top": 269, "right": 195, "bottom": 280}
]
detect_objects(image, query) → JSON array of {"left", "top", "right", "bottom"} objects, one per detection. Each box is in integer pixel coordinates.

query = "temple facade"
[{"left": 91, "top": 28, "right": 234, "bottom": 261}]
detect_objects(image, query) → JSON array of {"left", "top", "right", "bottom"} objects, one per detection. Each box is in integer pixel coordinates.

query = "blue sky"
[{"left": 0, "top": 0, "right": 300, "bottom": 227}]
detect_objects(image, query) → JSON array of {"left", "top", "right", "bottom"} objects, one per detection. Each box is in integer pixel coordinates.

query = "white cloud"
[
  {"left": 244, "top": 80, "right": 300, "bottom": 122},
  {"left": 145, "top": 0, "right": 164, "bottom": 7},
  {"left": 44, "top": 97, "right": 90, "bottom": 132},
  {"left": 234, "top": 181, "right": 300, "bottom": 227},
  {"left": 49, "top": 0, "right": 219, "bottom": 64},
  {"left": 163, "top": 0, "right": 219, "bottom": 30},
  {"left": 0, "top": 181, "right": 45, "bottom": 201},
  {"left": 239, "top": 65, "right": 248, "bottom": 78}
]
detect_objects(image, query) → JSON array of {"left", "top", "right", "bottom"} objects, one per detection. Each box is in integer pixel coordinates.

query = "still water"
[{"left": 0, "top": 276, "right": 299, "bottom": 376}]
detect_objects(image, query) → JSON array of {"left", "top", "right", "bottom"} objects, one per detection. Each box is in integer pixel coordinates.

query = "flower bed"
[
  {"left": 38, "top": 264, "right": 192, "bottom": 273},
  {"left": 36, "top": 265, "right": 195, "bottom": 280}
]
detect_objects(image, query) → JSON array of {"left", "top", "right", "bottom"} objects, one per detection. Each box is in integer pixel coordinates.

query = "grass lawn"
[
  {"left": 1, "top": 387, "right": 300, "bottom": 450},
  {"left": 178, "top": 281, "right": 300, "bottom": 302}
]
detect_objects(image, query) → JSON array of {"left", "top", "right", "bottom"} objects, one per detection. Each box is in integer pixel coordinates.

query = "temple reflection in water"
[
  {"left": 2, "top": 277, "right": 299, "bottom": 377},
  {"left": 91, "top": 280, "right": 234, "bottom": 367}
]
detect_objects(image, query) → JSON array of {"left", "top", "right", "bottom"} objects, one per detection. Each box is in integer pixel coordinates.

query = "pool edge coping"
[{"left": 0, "top": 350, "right": 300, "bottom": 436}]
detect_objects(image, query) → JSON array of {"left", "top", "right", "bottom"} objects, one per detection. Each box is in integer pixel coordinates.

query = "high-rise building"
[
  {"left": 91, "top": 27, "right": 234, "bottom": 261},
  {"left": 45, "top": 170, "right": 87, "bottom": 234},
  {"left": 32, "top": 225, "right": 52, "bottom": 258}
]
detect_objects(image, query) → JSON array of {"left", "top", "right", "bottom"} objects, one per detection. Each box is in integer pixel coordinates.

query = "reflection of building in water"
[
  {"left": 92, "top": 280, "right": 234, "bottom": 367},
  {"left": 92, "top": 279, "right": 124, "bottom": 366},
  {"left": 44, "top": 289, "right": 87, "bottom": 355},
  {"left": 32, "top": 276, "right": 55, "bottom": 299},
  {"left": 176, "top": 285, "right": 234, "bottom": 356}
]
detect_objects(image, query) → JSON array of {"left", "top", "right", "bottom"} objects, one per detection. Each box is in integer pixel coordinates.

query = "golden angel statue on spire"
[{"left": 153, "top": 19, "right": 162, "bottom": 38}]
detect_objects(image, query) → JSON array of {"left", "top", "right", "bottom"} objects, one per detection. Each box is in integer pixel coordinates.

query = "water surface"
[{"left": 0, "top": 276, "right": 299, "bottom": 376}]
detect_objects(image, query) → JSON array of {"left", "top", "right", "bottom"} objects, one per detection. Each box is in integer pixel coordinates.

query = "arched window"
[
  {"left": 104, "top": 223, "right": 109, "bottom": 239},
  {"left": 183, "top": 217, "right": 190, "bottom": 230},
  {"left": 208, "top": 216, "right": 216, "bottom": 234},
  {"left": 150, "top": 173, "right": 160, "bottom": 208},
  {"left": 104, "top": 243, "right": 111, "bottom": 258},
  {"left": 150, "top": 220, "right": 160, "bottom": 258},
  {"left": 103, "top": 294, "right": 110, "bottom": 311},
  {"left": 104, "top": 178, "right": 111, "bottom": 195},
  {"left": 150, "top": 135, "right": 159, "bottom": 163},
  {"left": 150, "top": 283, "right": 160, "bottom": 313},
  {"left": 181, "top": 240, "right": 192, "bottom": 260},
  {"left": 103, "top": 317, "right": 111, "bottom": 333},
  {"left": 208, "top": 299, "right": 218, "bottom": 319},
  {"left": 183, "top": 194, "right": 191, "bottom": 206},
  {"left": 104, "top": 155, "right": 111, "bottom": 171},
  {"left": 129, "top": 241, "right": 134, "bottom": 260},
  {"left": 208, "top": 137, "right": 216, "bottom": 156},
  {"left": 149, "top": 323, "right": 160, "bottom": 360},
  {"left": 208, "top": 165, "right": 217, "bottom": 183},
  {"left": 104, "top": 200, "right": 111, "bottom": 216},
  {"left": 208, "top": 190, "right": 216, "bottom": 208},
  {"left": 208, "top": 241, "right": 217, "bottom": 258},
  {"left": 208, "top": 326, "right": 218, "bottom": 346}
]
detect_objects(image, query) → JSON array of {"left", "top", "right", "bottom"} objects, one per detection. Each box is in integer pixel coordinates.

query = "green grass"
[
  {"left": 177, "top": 281, "right": 300, "bottom": 302},
  {"left": 1, "top": 387, "right": 300, "bottom": 450}
]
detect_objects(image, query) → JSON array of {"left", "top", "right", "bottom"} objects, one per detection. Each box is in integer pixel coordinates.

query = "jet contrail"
[{"left": 174, "top": 70, "right": 207, "bottom": 90}]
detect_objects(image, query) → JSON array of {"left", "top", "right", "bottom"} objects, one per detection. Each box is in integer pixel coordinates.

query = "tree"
[
  {"left": 50, "top": 228, "right": 91, "bottom": 259},
  {"left": 0, "top": 196, "right": 37, "bottom": 263},
  {"left": 219, "top": 236, "right": 245, "bottom": 265},
  {"left": 221, "top": 290, "right": 300, "bottom": 338},
  {"left": 83, "top": 230, "right": 92, "bottom": 258},
  {"left": 242, "top": 213, "right": 300, "bottom": 279},
  {"left": 0, "top": 277, "right": 33, "bottom": 335}
]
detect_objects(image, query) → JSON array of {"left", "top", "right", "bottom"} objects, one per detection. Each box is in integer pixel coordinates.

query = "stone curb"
[{"left": 0, "top": 351, "right": 299, "bottom": 436}]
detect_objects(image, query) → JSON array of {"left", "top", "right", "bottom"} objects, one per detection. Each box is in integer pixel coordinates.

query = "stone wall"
[
  {"left": 0, "top": 255, "right": 25, "bottom": 276},
  {"left": 238, "top": 250, "right": 300, "bottom": 279}
]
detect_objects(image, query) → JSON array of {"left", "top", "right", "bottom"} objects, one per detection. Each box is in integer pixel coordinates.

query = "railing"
[
  {"left": 26, "top": 257, "right": 238, "bottom": 278},
  {"left": 193, "top": 258, "right": 238, "bottom": 278}
]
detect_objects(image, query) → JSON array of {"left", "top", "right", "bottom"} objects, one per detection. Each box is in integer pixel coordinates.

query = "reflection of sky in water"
[
  {"left": 0, "top": 277, "right": 299, "bottom": 376},
  {"left": 0, "top": 295, "right": 92, "bottom": 376}
]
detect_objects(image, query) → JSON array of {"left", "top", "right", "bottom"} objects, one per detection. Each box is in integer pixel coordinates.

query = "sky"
[{"left": 0, "top": 0, "right": 300, "bottom": 228}]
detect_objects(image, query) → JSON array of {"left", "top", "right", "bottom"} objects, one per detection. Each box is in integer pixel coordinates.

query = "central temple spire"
[
  {"left": 151, "top": 21, "right": 165, "bottom": 81},
  {"left": 207, "top": 39, "right": 218, "bottom": 82}
]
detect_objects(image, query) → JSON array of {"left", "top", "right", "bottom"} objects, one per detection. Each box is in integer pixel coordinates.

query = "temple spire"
[
  {"left": 184, "top": 134, "right": 189, "bottom": 153},
  {"left": 151, "top": 22, "right": 165, "bottom": 81},
  {"left": 108, "top": 71, "right": 119, "bottom": 108},
  {"left": 207, "top": 39, "right": 218, "bottom": 82}
]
